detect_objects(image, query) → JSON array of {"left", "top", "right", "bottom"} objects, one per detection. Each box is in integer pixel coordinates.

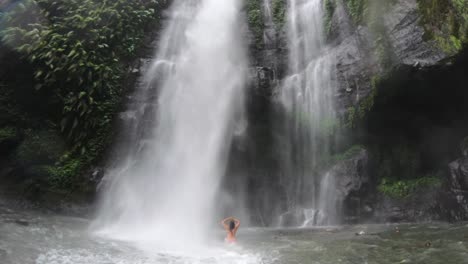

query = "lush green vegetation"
[
  {"left": 418, "top": 0, "right": 468, "bottom": 54},
  {"left": 372, "top": 141, "right": 445, "bottom": 198},
  {"left": 246, "top": 0, "right": 265, "bottom": 49},
  {"left": 0, "top": 126, "right": 17, "bottom": 144},
  {"left": 330, "top": 145, "right": 365, "bottom": 163},
  {"left": 0, "top": 0, "right": 165, "bottom": 193},
  {"left": 324, "top": 0, "right": 336, "bottom": 38},
  {"left": 346, "top": 76, "right": 380, "bottom": 128},
  {"left": 271, "top": 0, "right": 286, "bottom": 29},
  {"left": 345, "top": 0, "right": 368, "bottom": 25},
  {"left": 378, "top": 176, "right": 442, "bottom": 198}
]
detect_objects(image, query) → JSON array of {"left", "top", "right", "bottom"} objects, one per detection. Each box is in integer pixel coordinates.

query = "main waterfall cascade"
[
  {"left": 277, "top": 0, "right": 338, "bottom": 226},
  {"left": 94, "top": 0, "right": 248, "bottom": 245}
]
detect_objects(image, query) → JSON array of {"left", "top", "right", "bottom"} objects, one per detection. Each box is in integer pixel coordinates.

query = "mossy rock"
[
  {"left": 247, "top": 0, "right": 265, "bottom": 48},
  {"left": 418, "top": 0, "right": 468, "bottom": 54},
  {"left": 272, "top": 0, "right": 287, "bottom": 28}
]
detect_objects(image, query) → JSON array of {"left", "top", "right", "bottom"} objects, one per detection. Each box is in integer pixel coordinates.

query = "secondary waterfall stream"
[
  {"left": 278, "top": 0, "right": 338, "bottom": 226},
  {"left": 94, "top": 0, "right": 247, "bottom": 246}
]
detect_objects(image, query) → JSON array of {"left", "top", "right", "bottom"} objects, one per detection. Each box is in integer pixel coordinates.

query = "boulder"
[
  {"left": 445, "top": 139, "right": 468, "bottom": 220},
  {"left": 327, "top": 147, "right": 372, "bottom": 223},
  {"left": 448, "top": 158, "right": 468, "bottom": 192},
  {"left": 330, "top": 148, "right": 370, "bottom": 199},
  {"left": 374, "top": 187, "right": 441, "bottom": 222}
]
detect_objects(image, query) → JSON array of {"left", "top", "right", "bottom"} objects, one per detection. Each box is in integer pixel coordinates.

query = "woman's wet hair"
[{"left": 229, "top": 220, "right": 236, "bottom": 231}]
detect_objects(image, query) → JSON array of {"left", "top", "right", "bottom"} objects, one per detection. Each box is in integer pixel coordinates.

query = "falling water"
[
  {"left": 278, "top": 0, "right": 338, "bottom": 226},
  {"left": 94, "top": 0, "right": 247, "bottom": 246},
  {"left": 262, "top": 0, "right": 275, "bottom": 45}
]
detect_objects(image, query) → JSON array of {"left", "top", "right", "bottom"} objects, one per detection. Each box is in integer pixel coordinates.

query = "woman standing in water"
[{"left": 221, "top": 217, "right": 240, "bottom": 243}]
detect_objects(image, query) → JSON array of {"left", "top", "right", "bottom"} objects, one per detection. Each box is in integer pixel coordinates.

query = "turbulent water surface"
[{"left": 2, "top": 204, "right": 468, "bottom": 264}]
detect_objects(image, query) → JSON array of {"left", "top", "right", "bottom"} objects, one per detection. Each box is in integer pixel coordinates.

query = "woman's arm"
[
  {"left": 221, "top": 217, "right": 233, "bottom": 229},
  {"left": 234, "top": 219, "right": 240, "bottom": 231}
]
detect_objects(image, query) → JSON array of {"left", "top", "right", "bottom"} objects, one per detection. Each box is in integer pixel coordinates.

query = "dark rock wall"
[{"left": 232, "top": 0, "right": 468, "bottom": 224}]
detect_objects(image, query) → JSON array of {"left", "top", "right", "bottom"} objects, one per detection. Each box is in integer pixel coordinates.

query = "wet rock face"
[
  {"left": 449, "top": 158, "right": 468, "bottom": 192},
  {"left": 329, "top": 0, "right": 447, "bottom": 114},
  {"left": 328, "top": 148, "right": 375, "bottom": 224},
  {"left": 328, "top": 148, "right": 373, "bottom": 224},
  {"left": 382, "top": 0, "right": 445, "bottom": 67},
  {"left": 374, "top": 188, "right": 441, "bottom": 222},
  {"left": 330, "top": 148, "right": 369, "bottom": 200},
  {"left": 234, "top": 0, "right": 467, "bottom": 225},
  {"left": 447, "top": 147, "right": 468, "bottom": 220}
]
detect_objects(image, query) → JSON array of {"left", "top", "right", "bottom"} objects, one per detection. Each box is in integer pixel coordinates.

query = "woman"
[{"left": 221, "top": 216, "right": 240, "bottom": 243}]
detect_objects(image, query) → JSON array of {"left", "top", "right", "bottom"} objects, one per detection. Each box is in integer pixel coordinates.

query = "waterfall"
[
  {"left": 278, "top": 0, "right": 338, "bottom": 226},
  {"left": 263, "top": 0, "right": 275, "bottom": 45},
  {"left": 94, "top": 0, "right": 247, "bottom": 246}
]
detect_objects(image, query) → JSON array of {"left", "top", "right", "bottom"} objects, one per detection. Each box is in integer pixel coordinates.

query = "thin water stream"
[{"left": 278, "top": 0, "right": 338, "bottom": 226}]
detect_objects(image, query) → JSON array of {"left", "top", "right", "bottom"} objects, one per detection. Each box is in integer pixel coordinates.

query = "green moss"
[
  {"left": 324, "top": 0, "right": 336, "bottom": 39},
  {"left": 247, "top": 0, "right": 265, "bottom": 49},
  {"left": 272, "top": 0, "right": 287, "bottom": 29},
  {"left": 417, "top": 0, "right": 468, "bottom": 54},
  {"left": 346, "top": 75, "right": 380, "bottom": 128},
  {"left": 346, "top": 106, "right": 357, "bottom": 128},
  {"left": 358, "top": 77, "right": 378, "bottom": 119},
  {"left": 344, "top": 0, "right": 396, "bottom": 69},
  {"left": 331, "top": 145, "right": 365, "bottom": 162},
  {"left": 345, "top": 0, "right": 368, "bottom": 25},
  {"left": 42, "top": 158, "right": 83, "bottom": 191},
  {"left": 0, "top": 126, "right": 17, "bottom": 144},
  {"left": 378, "top": 176, "right": 442, "bottom": 198}
]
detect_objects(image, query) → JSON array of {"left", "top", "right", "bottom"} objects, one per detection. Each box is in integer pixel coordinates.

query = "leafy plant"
[
  {"left": 1, "top": 0, "right": 163, "bottom": 150},
  {"left": 247, "top": 0, "right": 265, "bottom": 49},
  {"left": 378, "top": 176, "right": 441, "bottom": 198},
  {"left": 345, "top": 0, "right": 368, "bottom": 25},
  {"left": 0, "top": 0, "right": 166, "bottom": 191},
  {"left": 43, "top": 158, "right": 82, "bottom": 191},
  {"left": 324, "top": 0, "right": 336, "bottom": 39},
  {"left": 272, "top": 0, "right": 286, "bottom": 29},
  {"left": 0, "top": 126, "right": 17, "bottom": 144}
]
